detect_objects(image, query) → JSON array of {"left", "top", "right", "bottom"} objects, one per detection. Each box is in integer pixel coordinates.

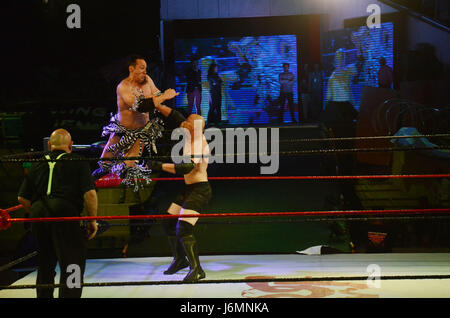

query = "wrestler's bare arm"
[
  {"left": 154, "top": 102, "right": 191, "bottom": 130},
  {"left": 145, "top": 75, "right": 180, "bottom": 106},
  {"left": 161, "top": 163, "right": 176, "bottom": 174},
  {"left": 117, "top": 82, "right": 135, "bottom": 110},
  {"left": 146, "top": 76, "right": 160, "bottom": 95},
  {"left": 161, "top": 138, "right": 208, "bottom": 175},
  {"left": 153, "top": 91, "right": 179, "bottom": 109},
  {"left": 118, "top": 76, "right": 177, "bottom": 110},
  {"left": 154, "top": 103, "right": 173, "bottom": 117}
]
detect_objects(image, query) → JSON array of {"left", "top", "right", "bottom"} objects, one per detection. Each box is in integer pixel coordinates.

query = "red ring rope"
[
  {"left": 3, "top": 174, "right": 449, "bottom": 216},
  {"left": 95, "top": 174, "right": 450, "bottom": 188},
  {"left": 155, "top": 174, "right": 450, "bottom": 180},
  {"left": 5, "top": 208, "right": 450, "bottom": 224},
  {"left": 3, "top": 174, "right": 449, "bottom": 229},
  {"left": 1, "top": 205, "right": 23, "bottom": 214}
]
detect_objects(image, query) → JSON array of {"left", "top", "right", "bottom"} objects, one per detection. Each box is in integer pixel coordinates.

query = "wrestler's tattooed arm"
[
  {"left": 152, "top": 89, "right": 179, "bottom": 106},
  {"left": 117, "top": 83, "right": 137, "bottom": 110}
]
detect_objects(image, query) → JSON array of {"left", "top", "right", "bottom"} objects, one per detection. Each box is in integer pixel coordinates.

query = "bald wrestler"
[
  {"left": 150, "top": 114, "right": 211, "bottom": 282},
  {"left": 18, "top": 129, "right": 98, "bottom": 298}
]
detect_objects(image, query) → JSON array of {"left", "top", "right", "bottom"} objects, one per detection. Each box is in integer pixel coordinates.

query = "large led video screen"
[
  {"left": 322, "top": 22, "right": 394, "bottom": 111},
  {"left": 174, "top": 35, "right": 298, "bottom": 125}
]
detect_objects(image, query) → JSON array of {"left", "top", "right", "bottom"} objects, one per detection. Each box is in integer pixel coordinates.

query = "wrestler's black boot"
[
  {"left": 164, "top": 236, "right": 189, "bottom": 275},
  {"left": 177, "top": 220, "right": 205, "bottom": 282},
  {"left": 180, "top": 234, "right": 205, "bottom": 282},
  {"left": 163, "top": 219, "right": 188, "bottom": 275}
]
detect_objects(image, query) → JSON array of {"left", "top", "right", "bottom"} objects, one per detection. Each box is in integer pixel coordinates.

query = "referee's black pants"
[{"left": 30, "top": 198, "right": 87, "bottom": 298}]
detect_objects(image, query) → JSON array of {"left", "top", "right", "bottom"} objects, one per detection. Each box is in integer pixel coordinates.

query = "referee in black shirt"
[{"left": 18, "top": 129, "right": 98, "bottom": 298}]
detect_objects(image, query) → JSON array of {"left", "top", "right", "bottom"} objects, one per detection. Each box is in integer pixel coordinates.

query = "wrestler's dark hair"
[{"left": 127, "top": 54, "right": 145, "bottom": 68}]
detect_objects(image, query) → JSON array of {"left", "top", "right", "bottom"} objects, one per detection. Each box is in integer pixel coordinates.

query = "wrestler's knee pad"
[{"left": 176, "top": 220, "right": 194, "bottom": 238}]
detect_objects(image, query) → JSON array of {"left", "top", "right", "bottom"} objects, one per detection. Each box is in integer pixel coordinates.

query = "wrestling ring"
[{"left": 1, "top": 131, "right": 450, "bottom": 298}]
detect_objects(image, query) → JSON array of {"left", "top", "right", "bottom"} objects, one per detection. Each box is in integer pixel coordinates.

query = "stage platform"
[{"left": 1, "top": 253, "right": 449, "bottom": 298}]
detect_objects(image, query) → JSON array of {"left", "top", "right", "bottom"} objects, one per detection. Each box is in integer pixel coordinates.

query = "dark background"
[
  {"left": 1, "top": 1, "right": 166, "bottom": 149},
  {"left": 1, "top": 0, "right": 163, "bottom": 108}
]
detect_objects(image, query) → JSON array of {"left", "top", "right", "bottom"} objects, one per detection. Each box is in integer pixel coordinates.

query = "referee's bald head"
[{"left": 48, "top": 129, "right": 73, "bottom": 153}]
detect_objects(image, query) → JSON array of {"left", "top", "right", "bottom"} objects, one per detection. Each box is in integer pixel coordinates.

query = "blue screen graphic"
[
  {"left": 321, "top": 22, "right": 394, "bottom": 111},
  {"left": 174, "top": 35, "right": 298, "bottom": 125}
]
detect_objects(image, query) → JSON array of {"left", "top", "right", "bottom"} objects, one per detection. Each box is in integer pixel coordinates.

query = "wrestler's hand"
[
  {"left": 153, "top": 89, "right": 179, "bottom": 109},
  {"left": 180, "top": 120, "right": 193, "bottom": 131},
  {"left": 86, "top": 221, "right": 98, "bottom": 240},
  {"left": 162, "top": 88, "right": 179, "bottom": 100}
]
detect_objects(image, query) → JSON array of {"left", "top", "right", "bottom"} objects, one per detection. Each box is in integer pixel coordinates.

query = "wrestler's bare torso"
[
  {"left": 117, "top": 75, "right": 159, "bottom": 130},
  {"left": 184, "top": 135, "right": 209, "bottom": 185}
]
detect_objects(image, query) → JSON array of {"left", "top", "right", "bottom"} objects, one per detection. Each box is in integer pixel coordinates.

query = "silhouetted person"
[
  {"left": 308, "top": 63, "right": 323, "bottom": 121},
  {"left": 207, "top": 63, "right": 222, "bottom": 126},
  {"left": 278, "top": 63, "right": 297, "bottom": 123},
  {"left": 185, "top": 59, "right": 202, "bottom": 116},
  {"left": 301, "top": 64, "right": 311, "bottom": 122},
  {"left": 323, "top": 48, "right": 360, "bottom": 210},
  {"left": 378, "top": 57, "right": 393, "bottom": 89}
]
